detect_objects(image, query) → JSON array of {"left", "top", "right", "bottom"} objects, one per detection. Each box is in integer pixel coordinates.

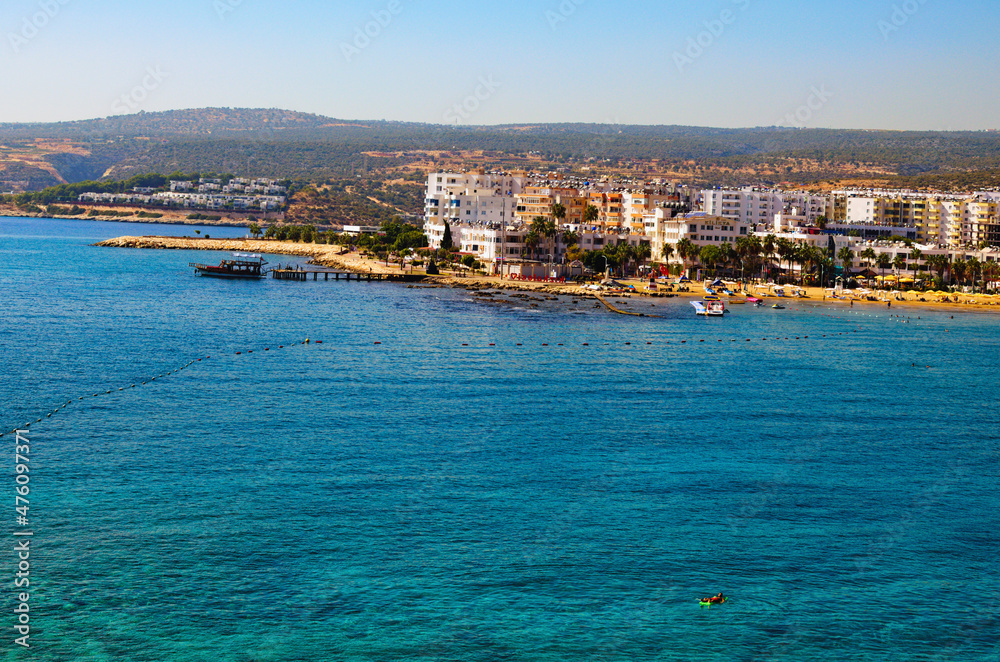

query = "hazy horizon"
[
  {"left": 6, "top": 106, "right": 1000, "bottom": 135},
  {"left": 4, "top": 0, "right": 998, "bottom": 131}
]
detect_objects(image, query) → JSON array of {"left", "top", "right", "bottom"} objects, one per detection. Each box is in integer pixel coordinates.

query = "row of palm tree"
[
  {"left": 665, "top": 234, "right": 858, "bottom": 286},
  {"left": 664, "top": 233, "right": 998, "bottom": 290}
]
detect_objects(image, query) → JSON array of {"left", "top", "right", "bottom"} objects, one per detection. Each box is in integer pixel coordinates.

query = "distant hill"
[{"left": 3, "top": 108, "right": 1000, "bottom": 192}]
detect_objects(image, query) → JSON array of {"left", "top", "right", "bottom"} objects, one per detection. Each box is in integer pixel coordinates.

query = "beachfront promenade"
[{"left": 96, "top": 235, "right": 1000, "bottom": 311}]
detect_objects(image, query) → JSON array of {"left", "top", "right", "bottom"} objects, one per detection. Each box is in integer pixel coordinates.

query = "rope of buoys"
[{"left": 2, "top": 337, "right": 321, "bottom": 437}]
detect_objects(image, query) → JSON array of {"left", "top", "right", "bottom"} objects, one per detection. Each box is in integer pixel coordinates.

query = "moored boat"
[
  {"left": 190, "top": 253, "right": 268, "bottom": 279},
  {"left": 692, "top": 299, "right": 726, "bottom": 316}
]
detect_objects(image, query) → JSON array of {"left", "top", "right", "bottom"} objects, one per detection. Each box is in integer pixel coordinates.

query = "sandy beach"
[{"left": 95, "top": 235, "right": 1000, "bottom": 313}]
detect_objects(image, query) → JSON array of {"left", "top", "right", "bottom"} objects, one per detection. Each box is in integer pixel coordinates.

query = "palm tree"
[
  {"left": 583, "top": 204, "right": 599, "bottom": 227},
  {"left": 551, "top": 202, "right": 566, "bottom": 224},
  {"left": 791, "top": 242, "right": 809, "bottom": 284},
  {"left": 909, "top": 247, "right": 923, "bottom": 281},
  {"left": 762, "top": 234, "right": 776, "bottom": 279},
  {"left": 734, "top": 235, "right": 753, "bottom": 282},
  {"left": 636, "top": 243, "right": 652, "bottom": 275},
  {"left": 951, "top": 259, "right": 967, "bottom": 288},
  {"left": 926, "top": 254, "right": 948, "bottom": 286},
  {"left": 967, "top": 256, "right": 982, "bottom": 293},
  {"left": 861, "top": 247, "right": 877, "bottom": 270},
  {"left": 798, "top": 245, "right": 820, "bottom": 286},
  {"left": 776, "top": 238, "right": 795, "bottom": 282},
  {"left": 837, "top": 247, "right": 855, "bottom": 283},
  {"left": 550, "top": 203, "right": 566, "bottom": 265},
  {"left": 982, "top": 260, "right": 999, "bottom": 292},
  {"left": 523, "top": 230, "right": 540, "bottom": 260},
  {"left": 718, "top": 242, "right": 736, "bottom": 279},
  {"left": 616, "top": 242, "right": 637, "bottom": 278},
  {"left": 818, "top": 254, "right": 835, "bottom": 289},
  {"left": 892, "top": 254, "right": 906, "bottom": 279},
  {"left": 676, "top": 238, "right": 696, "bottom": 278},
  {"left": 876, "top": 253, "right": 892, "bottom": 287},
  {"left": 700, "top": 245, "right": 722, "bottom": 278},
  {"left": 543, "top": 220, "right": 557, "bottom": 268}
]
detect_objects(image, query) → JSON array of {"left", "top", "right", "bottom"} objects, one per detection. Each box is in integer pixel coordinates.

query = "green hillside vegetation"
[{"left": 4, "top": 109, "right": 1000, "bottom": 193}]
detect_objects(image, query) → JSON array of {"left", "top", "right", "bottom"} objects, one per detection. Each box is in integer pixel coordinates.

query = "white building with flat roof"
[{"left": 703, "top": 188, "right": 830, "bottom": 224}]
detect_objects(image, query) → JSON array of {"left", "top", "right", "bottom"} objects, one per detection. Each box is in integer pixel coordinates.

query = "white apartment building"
[
  {"left": 838, "top": 191, "right": 1000, "bottom": 247},
  {"left": 424, "top": 171, "right": 528, "bottom": 235},
  {"left": 645, "top": 209, "right": 751, "bottom": 265},
  {"left": 703, "top": 188, "right": 830, "bottom": 224}
]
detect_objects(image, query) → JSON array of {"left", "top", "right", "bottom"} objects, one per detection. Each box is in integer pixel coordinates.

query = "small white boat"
[{"left": 692, "top": 300, "right": 726, "bottom": 316}]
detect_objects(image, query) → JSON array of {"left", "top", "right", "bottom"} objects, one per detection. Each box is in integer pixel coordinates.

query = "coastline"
[
  {"left": 95, "top": 235, "right": 1000, "bottom": 312},
  {"left": 0, "top": 205, "right": 267, "bottom": 228}
]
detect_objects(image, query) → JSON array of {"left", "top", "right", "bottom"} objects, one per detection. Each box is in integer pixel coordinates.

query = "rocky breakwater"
[{"left": 94, "top": 236, "right": 404, "bottom": 275}]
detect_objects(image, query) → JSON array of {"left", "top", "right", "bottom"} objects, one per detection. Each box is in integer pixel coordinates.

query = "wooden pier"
[{"left": 270, "top": 269, "right": 424, "bottom": 283}]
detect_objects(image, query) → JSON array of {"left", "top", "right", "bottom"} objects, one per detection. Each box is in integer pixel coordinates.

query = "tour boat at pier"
[{"left": 189, "top": 253, "right": 268, "bottom": 279}]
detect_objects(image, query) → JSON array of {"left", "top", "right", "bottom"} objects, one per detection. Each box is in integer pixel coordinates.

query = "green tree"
[
  {"left": 583, "top": 204, "right": 599, "bottom": 226},
  {"left": 776, "top": 238, "right": 795, "bottom": 281},
  {"left": 891, "top": 254, "right": 907, "bottom": 288},
  {"left": 837, "top": 247, "right": 855, "bottom": 281},
  {"left": 523, "top": 230, "right": 540, "bottom": 260},
  {"left": 700, "top": 244, "right": 721, "bottom": 277},
  {"left": 636, "top": 243, "right": 652, "bottom": 274},
  {"left": 926, "top": 254, "right": 948, "bottom": 284},
  {"left": 909, "top": 247, "right": 923, "bottom": 276},
  {"left": 861, "top": 247, "right": 877, "bottom": 270},
  {"left": 876, "top": 253, "right": 892, "bottom": 286},
  {"left": 676, "top": 238, "right": 697, "bottom": 277},
  {"left": 248, "top": 222, "right": 261, "bottom": 238},
  {"left": 718, "top": 242, "right": 736, "bottom": 278},
  {"left": 951, "top": 259, "right": 967, "bottom": 287},
  {"left": 967, "top": 256, "right": 981, "bottom": 292},
  {"left": 442, "top": 222, "right": 454, "bottom": 250},
  {"left": 551, "top": 202, "right": 566, "bottom": 225}
]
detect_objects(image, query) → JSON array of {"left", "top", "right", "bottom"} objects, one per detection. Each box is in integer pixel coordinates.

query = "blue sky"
[{"left": 3, "top": 0, "right": 998, "bottom": 129}]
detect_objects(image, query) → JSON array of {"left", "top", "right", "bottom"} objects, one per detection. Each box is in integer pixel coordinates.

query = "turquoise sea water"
[{"left": 1, "top": 217, "right": 998, "bottom": 661}]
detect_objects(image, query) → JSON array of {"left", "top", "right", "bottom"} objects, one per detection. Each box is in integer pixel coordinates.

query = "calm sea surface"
[{"left": 1, "top": 217, "right": 998, "bottom": 661}]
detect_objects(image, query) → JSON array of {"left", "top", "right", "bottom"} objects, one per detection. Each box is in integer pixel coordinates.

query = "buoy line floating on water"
[
  {"left": 1, "top": 338, "right": 323, "bottom": 437},
  {"left": 437, "top": 330, "right": 864, "bottom": 349}
]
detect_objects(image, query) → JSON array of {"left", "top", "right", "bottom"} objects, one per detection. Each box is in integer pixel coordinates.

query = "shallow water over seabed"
[{"left": 1, "top": 217, "right": 998, "bottom": 661}]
